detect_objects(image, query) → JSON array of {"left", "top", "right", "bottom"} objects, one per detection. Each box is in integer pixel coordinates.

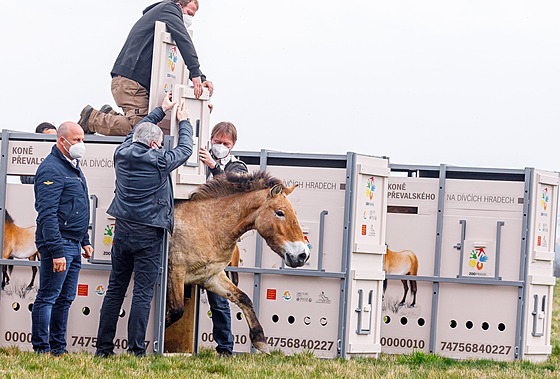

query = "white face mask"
[
  {"left": 64, "top": 138, "right": 86, "bottom": 159},
  {"left": 183, "top": 14, "right": 193, "bottom": 29},
  {"left": 211, "top": 143, "right": 230, "bottom": 160}
]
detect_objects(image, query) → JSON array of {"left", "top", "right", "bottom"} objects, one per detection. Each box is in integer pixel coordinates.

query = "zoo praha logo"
[
  {"left": 469, "top": 247, "right": 488, "bottom": 271},
  {"left": 365, "top": 176, "right": 376, "bottom": 202},
  {"left": 541, "top": 187, "right": 549, "bottom": 211}
]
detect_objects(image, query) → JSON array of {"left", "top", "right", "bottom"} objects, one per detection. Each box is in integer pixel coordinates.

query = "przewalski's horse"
[
  {"left": 166, "top": 171, "right": 309, "bottom": 353},
  {"left": 383, "top": 247, "right": 418, "bottom": 307},
  {"left": 2, "top": 211, "right": 39, "bottom": 290}
]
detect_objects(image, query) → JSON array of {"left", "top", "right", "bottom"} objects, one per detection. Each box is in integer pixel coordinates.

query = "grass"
[{"left": 1, "top": 284, "right": 560, "bottom": 378}]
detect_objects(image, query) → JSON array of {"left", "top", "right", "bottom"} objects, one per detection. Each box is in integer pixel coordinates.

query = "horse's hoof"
[{"left": 253, "top": 341, "right": 270, "bottom": 355}]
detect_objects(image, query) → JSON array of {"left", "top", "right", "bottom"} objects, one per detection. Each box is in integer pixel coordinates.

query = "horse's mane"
[{"left": 189, "top": 171, "right": 283, "bottom": 201}]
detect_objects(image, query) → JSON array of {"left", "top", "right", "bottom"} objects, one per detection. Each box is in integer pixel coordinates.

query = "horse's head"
[{"left": 255, "top": 184, "right": 309, "bottom": 268}]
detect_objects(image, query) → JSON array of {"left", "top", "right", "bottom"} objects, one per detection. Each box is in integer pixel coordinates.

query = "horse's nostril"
[{"left": 298, "top": 252, "right": 308, "bottom": 262}]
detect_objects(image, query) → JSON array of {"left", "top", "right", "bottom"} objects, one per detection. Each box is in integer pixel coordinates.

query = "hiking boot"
[
  {"left": 77, "top": 105, "right": 94, "bottom": 133},
  {"left": 99, "top": 104, "right": 113, "bottom": 114}
]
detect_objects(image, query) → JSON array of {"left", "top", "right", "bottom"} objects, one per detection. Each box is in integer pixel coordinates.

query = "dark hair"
[
  {"left": 35, "top": 122, "right": 57, "bottom": 134},
  {"left": 211, "top": 122, "right": 237, "bottom": 144}
]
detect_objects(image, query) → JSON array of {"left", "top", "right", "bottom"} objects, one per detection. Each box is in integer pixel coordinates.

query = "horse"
[
  {"left": 166, "top": 171, "right": 310, "bottom": 354},
  {"left": 383, "top": 247, "right": 418, "bottom": 307},
  {"left": 2, "top": 211, "right": 39, "bottom": 290}
]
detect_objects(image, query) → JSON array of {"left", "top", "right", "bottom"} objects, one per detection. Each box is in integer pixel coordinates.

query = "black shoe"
[
  {"left": 95, "top": 350, "right": 115, "bottom": 358},
  {"left": 99, "top": 104, "right": 113, "bottom": 114},
  {"left": 50, "top": 349, "right": 69, "bottom": 357},
  {"left": 77, "top": 105, "right": 94, "bottom": 133},
  {"left": 217, "top": 351, "right": 232, "bottom": 358}
]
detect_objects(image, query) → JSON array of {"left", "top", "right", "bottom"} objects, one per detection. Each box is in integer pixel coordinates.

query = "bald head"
[{"left": 56, "top": 122, "right": 85, "bottom": 158}]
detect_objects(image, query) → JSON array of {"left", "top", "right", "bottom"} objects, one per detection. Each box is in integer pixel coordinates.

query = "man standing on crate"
[{"left": 78, "top": 0, "right": 213, "bottom": 136}]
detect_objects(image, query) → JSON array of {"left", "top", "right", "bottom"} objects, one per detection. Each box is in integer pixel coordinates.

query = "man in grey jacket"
[{"left": 95, "top": 93, "right": 192, "bottom": 357}]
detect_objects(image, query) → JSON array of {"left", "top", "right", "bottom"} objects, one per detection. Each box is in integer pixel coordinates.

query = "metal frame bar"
[
  {"left": 515, "top": 168, "right": 533, "bottom": 359},
  {"left": 428, "top": 164, "right": 447, "bottom": 354},
  {"left": 338, "top": 152, "right": 356, "bottom": 357}
]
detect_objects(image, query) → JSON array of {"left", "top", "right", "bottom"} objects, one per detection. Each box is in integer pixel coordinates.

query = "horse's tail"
[
  {"left": 4, "top": 210, "right": 14, "bottom": 225},
  {"left": 407, "top": 250, "right": 419, "bottom": 276}
]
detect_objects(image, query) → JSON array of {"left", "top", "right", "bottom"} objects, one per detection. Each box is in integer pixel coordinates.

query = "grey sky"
[{"left": 1, "top": 1, "right": 559, "bottom": 170}]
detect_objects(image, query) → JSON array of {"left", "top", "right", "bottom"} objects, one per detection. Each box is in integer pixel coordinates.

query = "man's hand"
[
  {"left": 192, "top": 77, "right": 203, "bottom": 98},
  {"left": 177, "top": 101, "right": 189, "bottom": 122},
  {"left": 162, "top": 92, "right": 176, "bottom": 112},
  {"left": 82, "top": 245, "right": 93, "bottom": 259},
  {"left": 53, "top": 257, "right": 66, "bottom": 273},
  {"left": 199, "top": 146, "right": 217, "bottom": 169},
  {"left": 202, "top": 80, "right": 214, "bottom": 97}
]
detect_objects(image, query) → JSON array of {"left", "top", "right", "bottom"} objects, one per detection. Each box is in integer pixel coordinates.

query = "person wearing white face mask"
[
  {"left": 78, "top": 0, "right": 213, "bottom": 136},
  {"left": 199, "top": 121, "right": 247, "bottom": 357},
  {"left": 32, "top": 122, "right": 93, "bottom": 356},
  {"left": 200, "top": 122, "right": 247, "bottom": 177}
]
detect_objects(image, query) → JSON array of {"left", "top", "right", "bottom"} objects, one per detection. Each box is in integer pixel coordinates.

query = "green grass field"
[{"left": 1, "top": 283, "right": 560, "bottom": 379}]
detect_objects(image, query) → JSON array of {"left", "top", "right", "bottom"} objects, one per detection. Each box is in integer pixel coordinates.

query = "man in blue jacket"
[
  {"left": 95, "top": 93, "right": 193, "bottom": 357},
  {"left": 32, "top": 122, "right": 94, "bottom": 356},
  {"left": 79, "top": 0, "right": 213, "bottom": 136}
]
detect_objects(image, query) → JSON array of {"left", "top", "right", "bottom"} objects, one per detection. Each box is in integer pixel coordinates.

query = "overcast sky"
[{"left": 1, "top": 1, "right": 559, "bottom": 170}]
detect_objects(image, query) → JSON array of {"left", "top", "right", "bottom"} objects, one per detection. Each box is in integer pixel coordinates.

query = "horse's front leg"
[{"left": 205, "top": 271, "right": 269, "bottom": 354}]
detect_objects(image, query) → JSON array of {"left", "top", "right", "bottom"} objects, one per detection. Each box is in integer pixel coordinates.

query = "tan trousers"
[{"left": 87, "top": 76, "right": 149, "bottom": 136}]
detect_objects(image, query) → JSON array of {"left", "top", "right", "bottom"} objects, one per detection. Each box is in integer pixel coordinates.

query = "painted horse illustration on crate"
[
  {"left": 383, "top": 246, "right": 418, "bottom": 307},
  {"left": 2, "top": 211, "right": 39, "bottom": 290},
  {"left": 166, "top": 171, "right": 309, "bottom": 353}
]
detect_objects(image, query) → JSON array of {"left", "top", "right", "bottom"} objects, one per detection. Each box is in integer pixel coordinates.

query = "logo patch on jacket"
[{"left": 43, "top": 181, "right": 54, "bottom": 185}]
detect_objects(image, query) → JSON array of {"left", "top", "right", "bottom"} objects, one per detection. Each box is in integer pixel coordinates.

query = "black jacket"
[
  {"left": 111, "top": 1, "right": 206, "bottom": 91},
  {"left": 209, "top": 157, "right": 248, "bottom": 177},
  {"left": 107, "top": 107, "right": 193, "bottom": 233},
  {"left": 34, "top": 146, "right": 91, "bottom": 258}
]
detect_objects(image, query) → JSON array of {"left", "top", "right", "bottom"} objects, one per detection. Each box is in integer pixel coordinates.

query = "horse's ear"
[
  {"left": 270, "top": 184, "right": 283, "bottom": 197},
  {"left": 283, "top": 184, "right": 297, "bottom": 196}
]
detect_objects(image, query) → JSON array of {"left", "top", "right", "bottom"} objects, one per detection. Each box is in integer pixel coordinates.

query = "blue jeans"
[
  {"left": 31, "top": 239, "right": 82, "bottom": 355},
  {"left": 95, "top": 231, "right": 163, "bottom": 356},
  {"left": 207, "top": 290, "right": 234, "bottom": 354}
]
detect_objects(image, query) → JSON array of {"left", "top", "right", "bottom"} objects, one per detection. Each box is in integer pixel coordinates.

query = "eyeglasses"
[{"left": 153, "top": 141, "right": 163, "bottom": 149}]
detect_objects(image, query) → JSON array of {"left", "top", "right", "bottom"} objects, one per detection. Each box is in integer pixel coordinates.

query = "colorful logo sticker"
[
  {"left": 541, "top": 187, "right": 549, "bottom": 211},
  {"left": 103, "top": 224, "right": 115, "bottom": 247},
  {"left": 95, "top": 285, "right": 106, "bottom": 296},
  {"left": 366, "top": 176, "right": 376, "bottom": 201},
  {"left": 167, "top": 46, "right": 179, "bottom": 72},
  {"left": 469, "top": 247, "right": 488, "bottom": 271},
  {"left": 282, "top": 290, "right": 292, "bottom": 301}
]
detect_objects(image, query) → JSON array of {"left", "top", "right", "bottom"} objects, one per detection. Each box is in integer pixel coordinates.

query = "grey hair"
[{"left": 133, "top": 122, "right": 163, "bottom": 146}]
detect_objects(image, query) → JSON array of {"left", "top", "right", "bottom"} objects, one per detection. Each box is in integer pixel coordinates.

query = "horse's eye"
[{"left": 275, "top": 210, "right": 285, "bottom": 217}]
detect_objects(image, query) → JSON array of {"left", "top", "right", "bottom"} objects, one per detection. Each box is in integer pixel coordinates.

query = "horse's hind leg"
[
  {"left": 399, "top": 280, "right": 409, "bottom": 306},
  {"left": 1, "top": 265, "right": 7, "bottom": 290},
  {"left": 409, "top": 280, "right": 417, "bottom": 307},
  {"left": 27, "top": 266, "right": 38, "bottom": 290},
  {"left": 166, "top": 265, "right": 186, "bottom": 328},
  {"left": 205, "top": 271, "right": 269, "bottom": 354}
]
